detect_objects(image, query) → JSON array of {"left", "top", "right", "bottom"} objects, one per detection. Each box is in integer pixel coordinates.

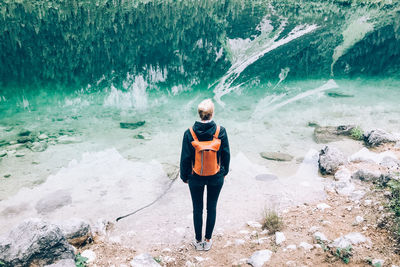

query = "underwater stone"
[
  {"left": 120, "top": 121, "right": 145, "bottom": 130},
  {"left": 35, "top": 190, "right": 72, "bottom": 214},
  {"left": 3, "top": 174, "right": 11, "bottom": 178},
  {"left": 326, "top": 92, "right": 354, "bottom": 98},
  {"left": 260, "top": 152, "right": 293, "bottom": 161},
  {"left": 0, "top": 150, "right": 6, "bottom": 157},
  {"left": 29, "top": 142, "right": 48, "bottom": 152},
  {"left": 38, "top": 134, "right": 49, "bottom": 140},
  {"left": 17, "top": 136, "right": 34, "bottom": 143},
  {"left": 18, "top": 130, "right": 31, "bottom": 136}
]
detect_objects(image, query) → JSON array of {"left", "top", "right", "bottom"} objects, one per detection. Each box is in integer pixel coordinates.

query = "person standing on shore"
[{"left": 180, "top": 99, "right": 230, "bottom": 251}]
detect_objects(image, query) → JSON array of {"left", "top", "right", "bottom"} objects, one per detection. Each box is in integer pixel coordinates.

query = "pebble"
[
  {"left": 355, "top": 216, "right": 364, "bottom": 224},
  {"left": 314, "top": 232, "right": 328, "bottom": 242},
  {"left": 235, "top": 239, "right": 245, "bottom": 246},
  {"left": 286, "top": 244, "right": 297, "bottom": 250},
  {"left": 38, "top": 134, "right": 49, "bottom": 140},
  {"left": 317, "top": 203, "right": 331, "bottom": 211},
  {"left": 247, "top": 221, "right": 262, "bottom": 228},
  {"left": 0, "top": 150, "right": 6, "bottom": 157},
  {"left": 299, "top": 242, "right": 313, "bottom": 251},
  {"left": 15, "top": 153, "right": 25, "bottom": 157},
  {"left": 372, "top": 259, "right": 384, "bottom": 266},
  {"left": 81, "top": 249, "right": 96, "bottom": 263},
  {"left": 346, "top": 206, "right": 352, "bottom": 211},
  {"left": 364, "top": 199, "right": 372, "bottom": 206},
  {"left": 4, "top": 174, "right": 11, "bottom": 178},
  {"left": 275, "top": 232, "right": 286, "bottom": 245}
]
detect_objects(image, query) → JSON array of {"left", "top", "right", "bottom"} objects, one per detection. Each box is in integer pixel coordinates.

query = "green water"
[{"left": 0, "top": 0, "right": 400, "bottom": 198}]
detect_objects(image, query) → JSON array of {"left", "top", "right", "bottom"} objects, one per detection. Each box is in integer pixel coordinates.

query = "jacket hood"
[{"left": 192, "top": 121, "right": 217, "bottom": 139}]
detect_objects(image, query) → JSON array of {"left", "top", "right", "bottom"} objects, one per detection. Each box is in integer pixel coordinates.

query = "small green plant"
[
  {"left": 75, "top": 253, "right": 88, "bottom": 267},
  {"left": 334, "top": 246, "right": 353, "bottom": 264},
  {"left": 0, "top": 260, "right": 5, "bottom": 266},
  {"left": 153, "top": 257, "right": 162, "bottom": 264},
  {"left": 262, "top": 209, "right": 284, "bottom": 234},
  {"left": 350, "top": 126, "right": 363, "bottom": 140}
]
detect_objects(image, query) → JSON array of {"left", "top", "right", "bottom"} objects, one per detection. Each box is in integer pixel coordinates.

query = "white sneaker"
[
  {"left": 203, "top": 239, "right": 212, "bottom": 251},
  {"left": 191, "top": 240, "right": 204, "bottom": 251}
]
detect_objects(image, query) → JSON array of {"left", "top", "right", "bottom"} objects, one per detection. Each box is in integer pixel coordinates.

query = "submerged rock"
[
  {"left": 35, "top": 190, "right": 72, "bottom": 214},
  {"left": 29, "top": 141, "right": 48, "bottom": 152},
  {"left": 0, "top": 218, "right": 74, "bottom": 266},
  {"left": 38, "top": 134, "right": 49, "bottom": 140},
  {"left": 18, "top": 130, "right": 31, "bottom": 136},
  {"left": 260, "top": 152, "right": 293, "bottom": 161},
  {"left": 130, "top": 253, "right": 161, "bottom": 267},
  {"left": 0, "top": 150, "right": 6, "bottom": 157},
  {"left": 17, "top": 135, "right": 33, "bottom": 143},
  {"left": 326, "top": 91, "right": 354, "bottom": 98},
  {"left": 364, "top": 129, "right": 399, "bottom": 147},
  {"left": 247, "top": 250, "right": 273, "bottom": 267},
  {"left": 57, "top": 136, "right": 81, "bottom": 144},
  {"left": 120, "top": 121, "right": 145, "bottom": 130},
  {"left": 318, "top": 146, "right": 346, "bottom": 175},
  {"left": 313, "top": 125, "right": 356, "bottom": 143}
]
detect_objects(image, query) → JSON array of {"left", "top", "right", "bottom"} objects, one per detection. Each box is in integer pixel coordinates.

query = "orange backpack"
[{"left": 189, "top": 125, "right": 221, "bottom": 176}]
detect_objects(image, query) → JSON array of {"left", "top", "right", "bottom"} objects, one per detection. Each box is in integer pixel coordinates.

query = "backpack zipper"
[{"left": 201, "top": 151, "right": 204, "bottom": 175}]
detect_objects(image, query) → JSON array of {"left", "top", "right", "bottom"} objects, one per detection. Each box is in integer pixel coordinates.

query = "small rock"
[
  {"left": 314, "top": 232, "right": 329, "bottom": 242},
  {"left": 331, "top": 232, "right": 368, "bottom": 249},
  {"left": 235, "top": 239, "right": 245, "bottom": 246},
  {"left": 247, "top": 250, "right": 273, "bottom": 267},
  {"left": 130, "top": 253, "right": 161, "bottom": 267},
  {"left": 3, "top": 174, "right": 11, "bottom": 178},
  {"left": 38, "top": 134, "right": 49, "bottom": 140},
  {"left": 17, "top": 136, "right": 33, "bottom": 143},
  {"left": 133, "top": 132, "right": 151, "bottom": 140},
  {"left": 286, "top": 244, "right": 297, "bottom": 250},
  {"left": 355, "top": 216, "right": 364, "bottom": 224},
  {"left": 308, "top": 226, "right": 319, "bottom": 233},
  {"left": 81, "top": 249, "right": 96, "bottom": 263},
  {"left": 260, "top": 152, "right": 294, "bottom": 161},
  {"left": 255, "top": 174, "right": 278, "bottom": 181},
  {"left": 372, "top": 259, "right": 384, "bottom": 267},
  {"left": 380, "top": 156, "right": 400, "bottom": 170},
  {"left": 57, "top": 136, "right": 81, "bottom": 144},
  {"left": 18, "top": 130, "right": 31, "bottom": 136},
  {"left": 44, "top": 259, "right": 76, "bottom": 267},
  {"left": 9, "top": 141, "right": 17, "bottom": 145},
  {"left": 364, "top": 129, "right": 398, "bottom": 147},
  {"left": 120, "top": 121, "right": 145, "bottom": 130},
  {"left": 299, "top": 242, "right": 313, "bottom": 251},
  {"left": 29, "top": 141, "right": 48, "bottom": 152},
  {"left": 351, "top": 169, "right": 381, "bottom": 182},
  {"left": 317, "top": 203, "right": 331, "bottom": 211},
  {"left": 313, "top": 126, "right": 342, "bottom": 143},
  {"left": 35, "top": 190, "right": 72, "bottom": 214},
  {"left": 364, "top": 200, "right": 372, "bottom": 206},
  {"left": 318, "top": 146, "right": 346, "bottom": 175},
  {"left": 0, "top": 150, "right": 6, "bottom": 157},
  {"left": 239, "top": 230, "right": 250, "bottom": 235},
  {"left": 247, "top": 221, "right": 262, "bottom": 228},
  {"left": 15, "top": 152, "right": 25, "bottom": 157},
  {"left": 275, "top": 232, "right": 286, "bottom": 245}
]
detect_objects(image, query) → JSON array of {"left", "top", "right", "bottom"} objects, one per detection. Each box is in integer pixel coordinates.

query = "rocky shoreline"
[{"left": 1, "top": 127, "right": 400, "bottom": 266}]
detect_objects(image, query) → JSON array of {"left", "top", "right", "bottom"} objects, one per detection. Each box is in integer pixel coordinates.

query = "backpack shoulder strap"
[
  {"left": 213, "top": 125, "right": 221, "bottom": 139},
  {"left": 189, "top": 127, "right": 199, "bottom": 142}
]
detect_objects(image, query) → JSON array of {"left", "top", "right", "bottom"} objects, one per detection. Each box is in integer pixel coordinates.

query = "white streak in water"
[
  {"left": 261, "top": 79, "right": 339, "bottom": 114},
  {"left": 331, "top": 16, "right": 374, "bottom": 76},
  {"left": 213, "top": 23, "right": 319, "bottom": 106}
]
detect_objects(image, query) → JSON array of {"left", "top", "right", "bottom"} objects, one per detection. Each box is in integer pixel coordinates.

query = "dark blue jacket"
[{"left": 180, "top": 121, "right": 230, "bottom": 182}]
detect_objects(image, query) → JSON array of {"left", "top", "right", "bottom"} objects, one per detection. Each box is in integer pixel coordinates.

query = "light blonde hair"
[{"left": 198, "top": 99, "right": 214, "bottom": 121}]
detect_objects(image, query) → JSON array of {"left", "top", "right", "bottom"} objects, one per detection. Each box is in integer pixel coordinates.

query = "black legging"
[{"left": 188, "top": 173, "right": 224, "bottom": 241}]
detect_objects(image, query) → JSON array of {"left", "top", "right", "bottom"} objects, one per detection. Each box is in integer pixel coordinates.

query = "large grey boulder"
[
  {"left": 35, "top": 190, "right": 72, "bottom": 214},
  {"left": 318, "top": 146, "right": 346, "bottom": 175},
  {"left": 58, "top": 218, "right": 92, "bottom": 246},
  {"left": 130, "top": 253, "right": 161, "bottom": 267},
  {"left": 364, "top": 129, "right": 399, "bottom": 147},
  {"left": 0, "top": 218, "right": 75, "bottom": 267}
]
